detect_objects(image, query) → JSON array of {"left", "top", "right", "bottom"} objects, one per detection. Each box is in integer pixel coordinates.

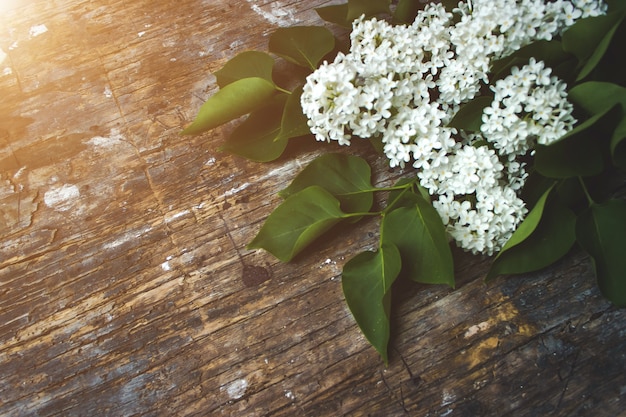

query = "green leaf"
[
  {"left": 214, "top": 51, "right": 275, "bottom": 88},
  {"left": 562, "top": 11, "right": 626, "bottom": 81},
  {"left": 248, "top": 186, "right": 347, "bottom": 262},
  {"left": 487, "top": 191, "right": 576, "bottom": 280},
  {"left": 576, "top": 18, "right": 623, "bottom": 81},
  {"left": 342, "top": 243, "right": 402, "bottom": 364},
  {"left": 393, "top": 0, "right": 421, "bottom": 24},
  {"left": 490, "top": 40, "right": 573, "bottom": 82},
  {"left": 219, "top": 94, "right": 288, "bottom": 162},
  {"left": 546, "top": 102, "right": 622, "bottom": 153},
  {"left": 315, "top": 4, "right": 352, "bottom": 28},
  {"left": 276, "top": 84, "right": 312, "bottom": 141},
  {"left": 387, "top": 178, "right": 429, "bottom": 208},
  {"left": 316, "top": 0, "right": 391, "bottom": 28},
  {"left": 440, "top": 0, "right": 460, "bottom": 11},
  {"left": 568, "top": 82, "right": 626, "bottom": 115},
  {"left": 610, "top": 115, "right": 626, "bottom": 169},
  {"left": 568, "top": 82, "right": 626, "bottom": 168},
  {"left": 368, "top": 135, "right": 385, "bottom": 154},
  {"left": 534, "top": 131, "right": 605, "bottom": 178},
  {"left": 279, "top": 153, "right": 374, "bottom": 214},
  {"left": 182, "top": 77, "right": 277, "bottom": 135},
  {"left": 447, "top": 96, "right": 493, "bottom": 132},
  {"left": 607, "top": 0, "right": 626, "bottom": 13},
  {"left": 496, "top": 184, "right": 554, "bottom": 255},
  {"left": 521, "top": 172, "right": 557, "bottom": 208},
  {"left": 576, "top": 199, "right": 626, "bottom": 307},
  {"left": 268, "top": 26, "right": 335, "bottom": 70},
  {"left": 381, "top": 199, "right": 454, "bottom": 286},
  {"left": 345, "top": 0, "right": 391, "bottom": 21}
]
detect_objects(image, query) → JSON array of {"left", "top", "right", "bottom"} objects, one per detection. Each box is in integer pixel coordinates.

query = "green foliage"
[
  {"left": 487, "top": 187, "right": 576, "bottom": 280},
  {"left": 568, "top": 82, "right": 626, "bottom": 114},
  {"left": 562, "top": 10, "right": 625, "bottom": 81},
  {"left": 611, "top": 117, "right": 626, "bottom": 169},
  {"left": 490, "top": 40, "right": 573, "bottom": 81},
  {"left": 345, "top": 0, "right": 391, "bottom": 21},
  {"left": 342, "top": 243, "right": 401, "bottom": 364},
  {"left": 268, "top": 26, "right": 336, "bottom": 70},
  {"left": 448, "top": 96, "right": 492, "bottom": 132},
  {"left": 393, "top": 0, "right": 422, "bottom": 24},
  {"left": 214, "top": 51, "right": 275, "bottom": 88},
  {"left": 576, "top": 199, "right": 626, "bottom": 307},
  {"left": 279, "top": 153, "right": 374, "bottom": 213},
  {"left": 182, "top": 77, "right": 277, "bottom": 135},
  {"left": 247, "top": 186, "right": 348, "bottom": 262},
  {"left": 248, "top": 152, "right": 454, "bottom": 359},
  {"left": 382, "top": 201, "right": 454, "bottom": 286},
  {"left": 183, "top": 24, "right": 338, "bottom": 159},
  {"left": 316, "top": 0, "right": 392, "bottom": 28},
  {"left": 507, "top": 10, "right": 626, "bottom": 309},
  {"left": 568, "top": 82, "right": 626, "bottom": 168},
  {"left": 315, "top": 4, "right": 352, "bottom": 28},
  {"left": 276, "top": 84, "right": 311, "bottom": 141},
  {"left": 219, "top": 94, "right": 288, "bottom": 162},
  {"left": 533, "top": 131, "right": 605, "bottom": 178}
]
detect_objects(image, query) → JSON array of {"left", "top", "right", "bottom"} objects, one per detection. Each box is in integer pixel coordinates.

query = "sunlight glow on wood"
[{"left": 0, "top": 0, "right": 21, "bottom": 13}]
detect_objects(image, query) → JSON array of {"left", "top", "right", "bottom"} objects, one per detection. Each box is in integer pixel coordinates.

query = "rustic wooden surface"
[{"left": 1, "top": 1, "right": 625, "bottom": 416}]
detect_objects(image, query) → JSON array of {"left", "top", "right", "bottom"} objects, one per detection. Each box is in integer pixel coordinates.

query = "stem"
[
  {"left": 276, "top": 86, "right": 292, "bottom": 95},
  {"left": 338, "top": 182, "right": 417, "bottom": 196},
  {"left": 578, "top": 176, "right": 595, "bottom": 205},
  {"left": 382, "top": 184, "right": 413, "bottom": 215},
  {"left": 344, "top": 211, "right": 383, "bottom": 218}
]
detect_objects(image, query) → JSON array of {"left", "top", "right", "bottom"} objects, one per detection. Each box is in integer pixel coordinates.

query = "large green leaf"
[
  {"left": 316, "top": 0, "right": 391, "bottom": 27},
  {"left": 219, "top": 94, "right": 288, "bottom": 162},
  {"left": 342, "top": 243, "right": 402, "bottom": 364},
  {"left": 279, "top": 153, "right": 374, "bottom": 214},
  {"left": 441, "top": 0, "right": 460, "bottom": 11},
  {"left": 247, "top": 186, "right": 347, "bottom": 262},
  {"left": 490, "top": 40, "right": 572, "bottom": 82},
  {"left": 576, "top": 199, "right": 626, "bottom": 307},
  {"left": 568, "top": 82, "right": 626, "bottom": 168},
  {"left": 568, "top": 82, "right": 626, "bottom": 115},
  {"left": 393, "top": 0, "right": 422, "bottom": 24},
  {"left": 534, "top": 132, "right": 604, "bottom": 178},
  {"left": 610, "top": 115, "right": 626, "bottom": 169},
  {"left": 276, "top": 84, "right": 312, "bottom": 141},
  {"left": 268, "top": 26, "right": 335, "bottom": 70},
  {"left": 562, "top": 11, "right": 626, "bottom": 81},
  {"left": 345, "top": 0, "right": 391, "bottom": 21},
  {"left": 576, "top": 18, "right": 623, "bottom": 81},
  {"left": 182, "top": 77, "right": 277, "bottom": 135},
  {"left": 386, "top": 178, "right": 429, "bottom": 208},
  {"left": 521, "top": 172, "right": 557, "bottom": 208},
  {"left": 447, "top": 96, "right": 493, "bottom": 132},
  {"left": 487, "top": 192, "right": 576, "bottom": 280},
  {"left": 494, "top": 184, "right": 554, "bottom": 256},
  {"left": 214, "top": 51, "right": 275, "bottom": 88},
  {"left": 315, "top": 4, "right": 352, "bottom": 28},
  {"left": 608, "top": 0, "right": 626, "bottom": 12},
  {"left": 381, "top": 199, "right": 454, "bottom": 286}
]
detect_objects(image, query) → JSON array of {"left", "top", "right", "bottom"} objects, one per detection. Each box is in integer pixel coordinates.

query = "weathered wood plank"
[{"left": 1, "top": 1, "right": 625, "bottom": 416}]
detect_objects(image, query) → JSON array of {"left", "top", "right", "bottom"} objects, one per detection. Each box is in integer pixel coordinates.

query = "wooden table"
[{"left": 1, "top": 1, "right": 625, "bottom": 415}]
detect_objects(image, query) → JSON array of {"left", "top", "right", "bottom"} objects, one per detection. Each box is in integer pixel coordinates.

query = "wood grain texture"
[{"left": 0, "top": 1, "right": 625, "bottom": 416}]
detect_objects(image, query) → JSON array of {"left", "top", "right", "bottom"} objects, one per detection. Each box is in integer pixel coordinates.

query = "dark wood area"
[{"left": 1, "top": 1, "right": 624, "bottom": 416}]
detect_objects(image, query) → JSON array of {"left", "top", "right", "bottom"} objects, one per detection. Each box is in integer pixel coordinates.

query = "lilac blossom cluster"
[{"left": 300, "top": 0, "right": 606, "bottom": 254}]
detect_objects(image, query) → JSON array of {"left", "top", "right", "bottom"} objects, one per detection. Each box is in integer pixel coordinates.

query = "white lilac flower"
[
  {"left": 433, "top": 185, "right": 527, "bottom": 255},
  {"left": 300, "top": 0, "right": 605, "bottom": 255},
  {"left": 481, "top": 58, "right": 577, "bottom": 154}
]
